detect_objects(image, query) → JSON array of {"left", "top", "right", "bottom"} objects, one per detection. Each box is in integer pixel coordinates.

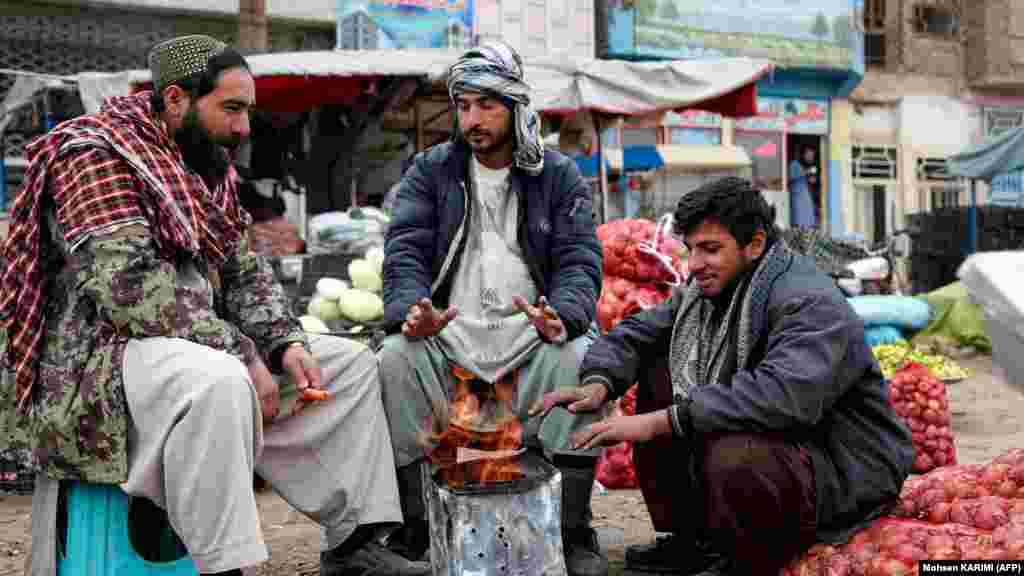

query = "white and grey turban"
[{"left": 447, "top": 41, "right": 544, "bottom": 175}]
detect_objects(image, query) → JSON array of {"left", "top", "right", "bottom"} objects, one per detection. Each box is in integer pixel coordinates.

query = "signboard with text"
[{"left": 666, "top": 97, "right": 829, "bottom": 134}]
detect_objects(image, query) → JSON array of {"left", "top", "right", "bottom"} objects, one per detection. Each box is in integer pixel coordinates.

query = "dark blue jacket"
[
  {"left": 580, "top": 244, "right": 914, "bottom": 544},
  {"left": 382, "top": 140, "right": 603, "bottom": 339}
]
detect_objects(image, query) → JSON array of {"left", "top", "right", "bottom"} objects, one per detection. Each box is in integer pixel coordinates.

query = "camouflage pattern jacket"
[
  {"left": 0, "top": 100, "right": 305, "bottom": 484},
  {"left": 0, "top": 218, "right": 305, "bottom": 484}
]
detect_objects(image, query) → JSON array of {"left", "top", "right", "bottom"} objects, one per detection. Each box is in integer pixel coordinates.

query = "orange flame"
[{"left": 430, "top": 366, "right": 525, "bottom": 488}]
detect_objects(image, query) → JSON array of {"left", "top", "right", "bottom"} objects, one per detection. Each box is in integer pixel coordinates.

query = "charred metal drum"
[{"left": 423, "top": 450, "right": 566, "bottom": 576}]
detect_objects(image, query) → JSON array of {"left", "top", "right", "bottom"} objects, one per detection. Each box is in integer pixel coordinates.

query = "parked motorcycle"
[{"left": 783, "top": 227, "right": 911, "bottom": 297}]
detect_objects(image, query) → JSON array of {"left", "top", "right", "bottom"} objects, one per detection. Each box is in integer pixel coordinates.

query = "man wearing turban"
[
  {"left": 2, "top": 35, "right": 428, "bottom": 576},
  {"left": 379, "top": 41, "right": 608, "bottom": 576}
]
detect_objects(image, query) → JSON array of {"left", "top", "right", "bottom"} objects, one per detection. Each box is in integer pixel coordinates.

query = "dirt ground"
[{"left": 0, "top": 355, "right": 1020, "bottom": 575}]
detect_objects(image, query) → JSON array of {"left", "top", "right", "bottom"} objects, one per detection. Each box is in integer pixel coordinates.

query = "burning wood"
[{"left": 427, "top": 366, "right": 527, "bottom": 488}]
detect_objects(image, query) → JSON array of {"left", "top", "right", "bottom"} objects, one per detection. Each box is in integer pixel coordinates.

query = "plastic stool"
[{"left": 58, "top": 481, "right": 198, "bottom": 576}]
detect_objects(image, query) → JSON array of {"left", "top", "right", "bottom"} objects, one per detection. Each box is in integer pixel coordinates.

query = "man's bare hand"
[
  {"left": 248, "top": 359, "right": 279, "bottom": 424},
  {"left": 529, "top": 382, "right": 609, "bottom": 419},
  {"left": 402, "top": 298, "right": 457, "bottom": 340},
  {"left": 570, "top": 410, "right": 672, "bottom": 451},
  {"left": 281, "top": 343, "right": 326, "bottom": 406},
  {"left": 513, "top": 295, "right": 565, "bottom": 342}
]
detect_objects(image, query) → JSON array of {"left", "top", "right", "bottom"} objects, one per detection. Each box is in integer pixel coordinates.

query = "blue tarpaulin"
[
  {"left": 948, "top": 126, "right": 1024, "bottom": 182},
  {"left": 946, "top": 126, "right": 1024, "bottom": 254}
]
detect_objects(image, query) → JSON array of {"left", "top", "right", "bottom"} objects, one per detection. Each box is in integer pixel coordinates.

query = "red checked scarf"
[{"left": 0, "top": 93, "right": 250, "bottom": 411}]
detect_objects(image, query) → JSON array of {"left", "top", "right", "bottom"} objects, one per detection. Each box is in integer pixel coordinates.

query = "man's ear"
[
  {"left": 745, "top": 228, "right": 767, "bottom": 260},
  {"left": 162, "top": 85, "right": 189, "bottom": 116}
]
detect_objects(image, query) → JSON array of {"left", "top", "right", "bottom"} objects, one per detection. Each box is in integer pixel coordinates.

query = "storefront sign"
[
  {"left": 664, "top": 110, "right": 723, "bottom": 128},
  {"left": 736, "top": 97, "right": 829, "bottom": 135},
  {"left": 603, "top": 0, "right": 863, "bottom": 72},
  {"left": 336, "top": 0, "right": 474, "bottom": 49}
]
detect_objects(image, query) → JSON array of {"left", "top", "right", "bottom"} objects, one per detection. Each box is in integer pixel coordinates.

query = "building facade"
[
  {"left": 849, "top": 0, "right": 1024, "bottom": 243},
  {"left": 335, "top": 0, "right": 595, "bottom": 59},
  {"left": 597, "top": 0, "right": 865, "bottom": 235}
]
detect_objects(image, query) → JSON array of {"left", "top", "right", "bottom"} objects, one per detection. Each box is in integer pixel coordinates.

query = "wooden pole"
[
  {"left": 239, "top": 0, "right": 268, "bottom": 53},
  {"left": 594, "top": 113, "right": 609, "bottom": 223}
]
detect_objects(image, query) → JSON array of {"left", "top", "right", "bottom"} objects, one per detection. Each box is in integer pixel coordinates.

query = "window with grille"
[
  {"left": 852, "top": 146, "right": 898, "bottom": 180},
  {"left": 912, "top": 4, "right": 959, "bottom": 37},
  {"left": 984, "top": 108, "right": 1024, "bottom": 139},
  {"left": 864, "top": 0, "right": 886, "bottom": 29},
  {"left": 916, "top": 157, "right": 953, "bottom": 181}
]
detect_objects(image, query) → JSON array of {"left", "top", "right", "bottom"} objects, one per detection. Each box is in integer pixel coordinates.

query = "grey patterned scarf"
[
  {"left": 447, "top": 41, "right": 544, "bottom": 176},
  {"left": 669, "top": 240, "right": 789, "bottom": 399}
]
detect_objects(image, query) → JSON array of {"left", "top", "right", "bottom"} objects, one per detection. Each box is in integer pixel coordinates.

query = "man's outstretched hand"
[
  {"left": 402, "top": 298, "right": 457, "bottom": 340},
  {"left": 529, "top": 382, "right": 609, "bottom": 420},
  {"left": 570, "top": 410, "right": 674, "bottom": 451},
  {"left": 513, "top": 295, "right": 565, "bottom": 342}
]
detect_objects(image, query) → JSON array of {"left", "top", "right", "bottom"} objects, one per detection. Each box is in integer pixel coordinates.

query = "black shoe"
[
  {"left": 625, "top": 535, "right": 724, "bottom": 574},
  {"left": 320, "top": 539, "right": 431, "bottom": 576},
  {"left": 690, "top": 555, "right": 732, "bottom": 576},
  {"left": 563, "top": 526, "right": 609, "bottom": 576},
  {"left": 385, "top": 519, "right": 430, "bottom": 562}
]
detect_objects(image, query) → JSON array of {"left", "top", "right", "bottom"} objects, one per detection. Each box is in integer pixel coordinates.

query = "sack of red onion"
[
  {"left": 597, "top": 275, "right": 671, "bottom": 333},
  {"left": 894, "top": 449, "right": 1024, "bottom": 531},
  {"left": 784, "top": 450, "right": 1024, "bottom": 574},
  {"left": 596, "top": 218, "right": 687, "bottom": 285},
  {"left": 781, "top": 517, "right": 1000, "bottom": 575},
  {"left": 886, "top": 362, "right": 956, "bottom": 473},
  {"left": 594, "top": 385, "right": 640, "bottom": 489}
]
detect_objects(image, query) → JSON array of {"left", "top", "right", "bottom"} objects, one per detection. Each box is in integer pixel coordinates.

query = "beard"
[{"left": 175, "top": 108, "right": 237, "bottom": 188}]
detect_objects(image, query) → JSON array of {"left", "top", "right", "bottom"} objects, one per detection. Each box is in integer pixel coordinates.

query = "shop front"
[{"left": 599, "top": 0, "right": 865, "bottom": 235}]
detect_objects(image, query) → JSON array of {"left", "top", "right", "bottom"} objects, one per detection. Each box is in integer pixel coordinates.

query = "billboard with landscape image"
[{"left": 609, "top": 0, "right": 863, "bottom": 71}]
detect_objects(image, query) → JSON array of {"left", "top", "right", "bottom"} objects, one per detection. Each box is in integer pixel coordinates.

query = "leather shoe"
[{"left": 320, "top": 539, "right": 431, "bottom": 576}]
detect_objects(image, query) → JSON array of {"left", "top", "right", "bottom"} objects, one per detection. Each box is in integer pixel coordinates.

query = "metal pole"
[
  {"left": 593, "top": 114, "right": 609, "bottom": 223},
  {"left": 968, "top": 179, "right": 978, "bottom": 255}
]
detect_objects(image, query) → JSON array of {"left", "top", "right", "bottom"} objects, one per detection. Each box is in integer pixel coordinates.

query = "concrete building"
[{"left": 848, "top": 0, "right": 1024, "bottom": 243}]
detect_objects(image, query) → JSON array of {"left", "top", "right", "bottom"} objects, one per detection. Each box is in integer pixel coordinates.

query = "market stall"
[{"left": 2, "top": 50, "right": 773, "bottom": 344}]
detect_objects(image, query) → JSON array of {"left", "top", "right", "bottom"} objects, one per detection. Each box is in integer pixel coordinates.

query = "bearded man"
[
  {"left": 378, "top": 41, "right": 608, "bottom": 576},
  {"left": 1, "top": 35, "right": 427, "bottom": 576}
]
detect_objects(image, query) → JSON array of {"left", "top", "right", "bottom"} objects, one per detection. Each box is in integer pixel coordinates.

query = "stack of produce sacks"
[
  {"left": 299, "top": 246, "right": 385, "bottom": 333},
  {"left": 871, "top": 339, "right": 969, "bottom": 474},
  {"left": 886, "top": 362, "right": 957, "bottom": 473},
  {"left": 783, "top": 449, "right": 1024, "bottom": 575},
  {"left": 594, "top": 217, "right": 687, "bottom": 489},
  {"left": 596, "top": 217, "right": 687, "bottom": 332}
]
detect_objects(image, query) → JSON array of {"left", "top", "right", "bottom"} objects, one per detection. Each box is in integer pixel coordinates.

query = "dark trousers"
[{"left": 633, "top": 358, "right": 818, "bottom": 576}]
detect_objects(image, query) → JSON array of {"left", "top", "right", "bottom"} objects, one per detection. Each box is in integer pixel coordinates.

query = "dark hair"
[
  {"left": 150, "top": 47, "right": 250, "bottom": 113},
  {"left": 672, "top": 176, "right": 778, "bottom": 247}
]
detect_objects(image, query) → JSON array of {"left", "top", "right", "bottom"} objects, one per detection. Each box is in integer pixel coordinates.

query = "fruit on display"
[{"left": 872, "top": 340, "right": 970, "bottom": 380}]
